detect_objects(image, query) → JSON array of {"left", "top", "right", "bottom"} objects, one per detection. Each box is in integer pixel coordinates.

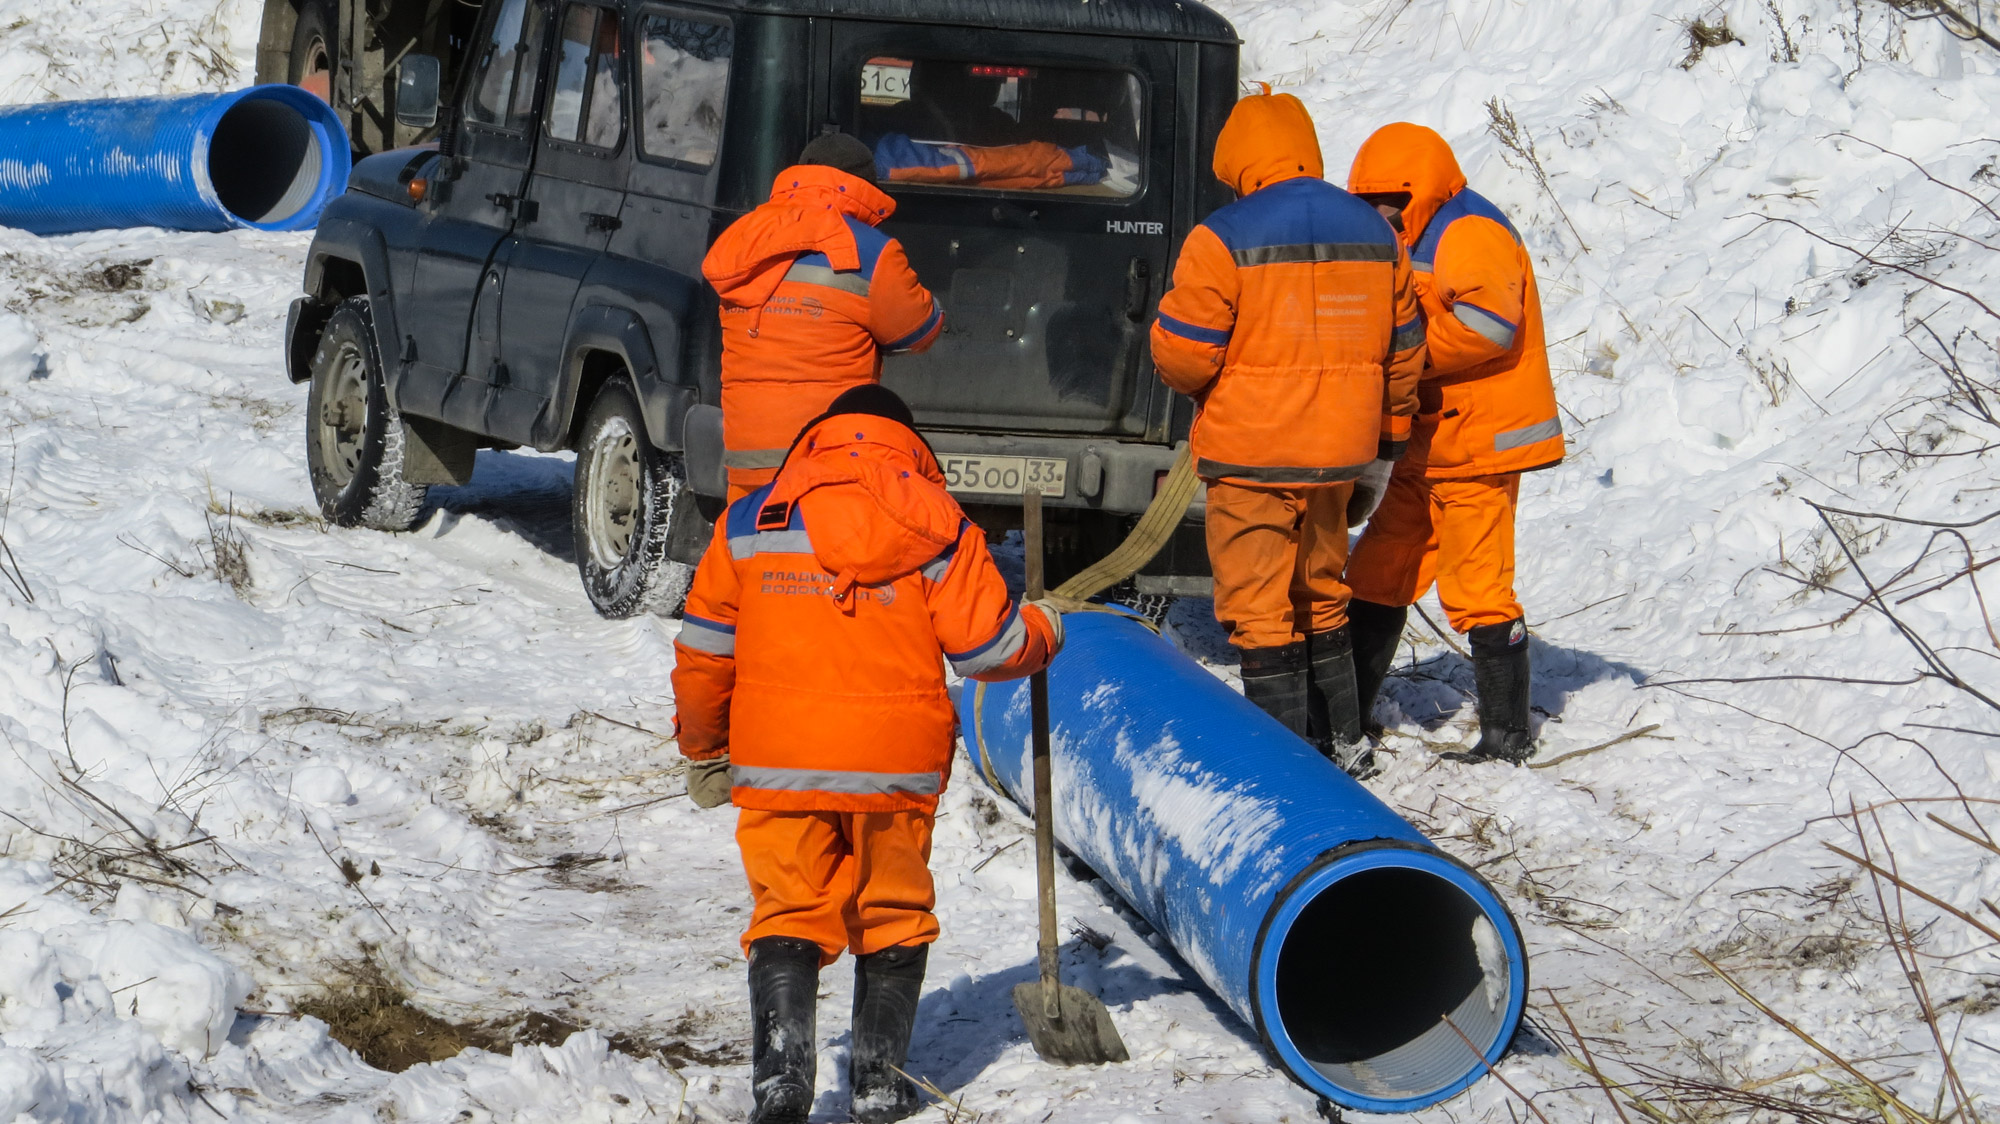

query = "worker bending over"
[
  {"left": 702, "top": 135, "right": 944, "bottom": 502},
  {"left": 1150, "top": 90, "right": 1425, "bottom": 775},
  {"left": 1344, "top": 123, "right": 1564, "bottom": 764},
  {"left": 670, "top": 386, "right": 1062, "bottom": 1124}
]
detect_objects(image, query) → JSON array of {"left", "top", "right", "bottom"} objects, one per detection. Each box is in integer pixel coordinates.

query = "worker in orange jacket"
[
  {"left": 1150, "top": 91, "right": 1425, "bottom": 775},
  {"left": 670, "top": 385, "right": 1061, "bottom": 1124},
  {"left": 1343, "top": 123, "right": 1564, "bottom": 764},
  {"left": 702, "top": 135, "right": 945, "bottom": 502}
]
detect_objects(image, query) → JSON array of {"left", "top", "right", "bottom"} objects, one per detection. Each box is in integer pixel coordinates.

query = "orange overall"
[
  {"left": 1344, "top": 124, "right": 1562, "bottom": 632},
  {"left": 1150, "top": 94, "right": 1425, "bottom": 650},
  {"left": 671, "top": 410, "right": 1055, "bottom": 962},
  {"left": 702, "top": 166, "right": 944, "bottom": 500}
]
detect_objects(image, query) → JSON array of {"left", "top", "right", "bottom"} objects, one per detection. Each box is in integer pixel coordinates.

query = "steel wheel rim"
[
  {"left": 317, "top": 344, "right": 368, "bottom": 489},
  {"left": 585, "top": 418, "right": 643, "bottom": 571},
  {"left": 299, "top": 34, "right": 333, "bottom": 102}
]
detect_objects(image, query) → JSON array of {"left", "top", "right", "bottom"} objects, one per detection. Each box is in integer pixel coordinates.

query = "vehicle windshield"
[{"left": 851, "top": 57, "right": 1143, "bottom": 198}]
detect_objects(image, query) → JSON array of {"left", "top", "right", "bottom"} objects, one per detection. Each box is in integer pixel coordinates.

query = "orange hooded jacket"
[
  {"left": 701, "top": 166, "right": 944, "bottom": 492},
  {"left": 1150, "top": 93, "right": 1425, "bottom": 486},
  {"left": 1349, "top": 124, "right": 1562, "bottom": 477},
  {"left": 670, "top": 411, "right": 1056, "bottom": 815}
]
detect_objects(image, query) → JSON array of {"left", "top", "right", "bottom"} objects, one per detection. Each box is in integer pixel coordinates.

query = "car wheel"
[
  {"left": 305, "top": 299, "right": 429, "bottom": 531},
  {"left": 288, "top": 0, "right": 337, "bottom": 104},
  {"left": 572, "top": 376, "right": 693, "bottom": 618}
]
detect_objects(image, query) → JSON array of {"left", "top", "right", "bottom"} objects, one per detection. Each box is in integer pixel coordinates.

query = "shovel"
[{"left": 1009, "top": 488, "right": 1130, "bottom": 1066}]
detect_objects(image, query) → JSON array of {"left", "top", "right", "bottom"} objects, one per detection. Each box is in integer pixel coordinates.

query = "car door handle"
[
  {"left": 1124, "top": 256, "right": 1153, "bottom": 322},
  {"left": 487, "top": 193, "right": 541, "bottom": 224},
  {"left": 583, "top": 211, "right": 622, "bottom": 233}
]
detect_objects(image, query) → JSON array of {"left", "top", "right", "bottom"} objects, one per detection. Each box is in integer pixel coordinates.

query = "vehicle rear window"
[
  {"left": 638, "top": 13, "right": 733, "bottom": 169},
  {"left": 851, "top": 57, "right": 1143, "bottom": 198}
]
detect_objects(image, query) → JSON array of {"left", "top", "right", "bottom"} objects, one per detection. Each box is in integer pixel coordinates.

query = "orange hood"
[
  {"left": 1213, "top": 91, "right": 1324, "bottom": 197},
  {"left": 1348, "top": 122, "right": 1466, "bottom": 248},
  {"left": 769, "top": 413, "right": 961, "bottom": 603},
  {"left": 702, "top": 164, "right": 898, "bottom": 316}
]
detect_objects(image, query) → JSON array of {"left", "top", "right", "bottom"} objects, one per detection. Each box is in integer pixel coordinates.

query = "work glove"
[
  {"left": 1027, "top": 598, "right": 1066, "bottom": 654},
  {"left": 685, "top": 755, "right": 733, "bottom": 809},
  {"left": 1346, "top": 458, "right": 1395, "bottom": 528}
]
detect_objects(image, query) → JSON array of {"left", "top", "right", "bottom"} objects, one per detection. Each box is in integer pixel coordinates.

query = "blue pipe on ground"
[
  {"left": 962, "top": 611, "right": 1528, "bottom": 1112},
  {"left": 0, "top": 85, "right": 349, "bottom": 235}
]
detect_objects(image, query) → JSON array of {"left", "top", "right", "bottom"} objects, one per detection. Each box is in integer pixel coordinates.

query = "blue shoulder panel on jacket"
[
  {"left": 1411, "top": 189, "right": 1521, "bottom": 272},
  {"left": 1201, "top": 177, "right": 1401, "bottom": 256},
  {"left": 845, "top": 216, "right": 890, "bottom": 280},
  {"left": 726, "top": 484, "right": 777, "bottom": 539}
]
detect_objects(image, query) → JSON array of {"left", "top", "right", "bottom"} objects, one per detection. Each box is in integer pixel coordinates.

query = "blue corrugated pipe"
[
  {"left": 0, "top": 85, "right": 349, "bottom": 236},
  {"left": 962, "top": 611, "right": 1528, "bottom": 1113}
]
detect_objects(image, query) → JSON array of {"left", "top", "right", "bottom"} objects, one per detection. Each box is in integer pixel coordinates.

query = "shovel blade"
[{"left": 1011, "top": 981, "right": 1130, "bottom": 1066}]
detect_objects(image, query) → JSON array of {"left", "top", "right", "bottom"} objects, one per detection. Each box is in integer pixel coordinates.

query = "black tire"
[
  {"left": 305, "top": 299, "right": 429, "bottom": 531},
  {"left": 287, "top": 0, "right": 337, "bottom": 101},
  {"left": 571, "top": 376, "right": 694, "bottom": 618}
]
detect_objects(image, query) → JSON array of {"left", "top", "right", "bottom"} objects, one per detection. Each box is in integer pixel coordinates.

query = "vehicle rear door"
[
  {"left": 823, "top": 25, "right": 1178, "bottom": 440},
  {"left": 402, "top": 0, "right": 552, "bottom": 427},
  {"left": 495, "top": 0, "right": 633, "bottom": 445}
]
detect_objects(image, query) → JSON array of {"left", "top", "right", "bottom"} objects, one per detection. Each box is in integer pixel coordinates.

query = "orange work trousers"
[
  {"left": 736, "top": 808, "right": 938, "bottom": 965},
  {"left": 1204, "top": 480, "right": 1356, "bottom": 651},
  {"left": 1345, "top": 470, "right": 1522, "bottom": 632}
]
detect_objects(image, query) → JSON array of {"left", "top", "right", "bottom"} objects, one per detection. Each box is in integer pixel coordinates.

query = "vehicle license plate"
[{"left": 941, "top": 455, "right": 1068, "bottom": 498}]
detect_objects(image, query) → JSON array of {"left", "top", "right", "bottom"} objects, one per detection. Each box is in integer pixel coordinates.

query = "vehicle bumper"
[{"left": 918, "top": 431, "right": 1204, "bottom": 518}]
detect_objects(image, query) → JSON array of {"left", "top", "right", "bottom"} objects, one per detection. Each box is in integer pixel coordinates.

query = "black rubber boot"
[
  {"left": 1305, "top": 627, "right": 1373, "bottom": 777},
  {"left": 747, "top": 936, "right": 821, "bottom": 1124},
  {"left": 850, "top": 943, "right": 927, "bottom": 1123},
  {"left": 1346, "top": 599, "right": 1407, "bottom": 738},
  {"left": 1448, "top": 619, "right": 1535, "bottom": 764},
  {"left": 1239, "top": 641, "right": 1310, "bottom": 739}
]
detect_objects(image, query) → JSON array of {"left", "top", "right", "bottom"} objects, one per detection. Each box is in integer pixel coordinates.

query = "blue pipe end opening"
[
  {"left": 1253, "top": 842, "right": 1529, "bottom": 1113},
  {"left": 199, "top": 85, "right": 350, "bottom": 231}
]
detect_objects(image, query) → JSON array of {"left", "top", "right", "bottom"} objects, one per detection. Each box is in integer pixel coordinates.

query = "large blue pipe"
[
  {"left": 961, "top": 611, "right": 1528, "bottom": 1112},
  {"left": 0, "top": 85, "right": 349, "bottom": 235}
]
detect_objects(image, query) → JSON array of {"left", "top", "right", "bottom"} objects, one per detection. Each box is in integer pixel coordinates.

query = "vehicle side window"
[
  {"left": 547, "top": 4, "right": 625, "bottom": 149},
  {"left": 465, "top": 0, "right": 546, "bottom": 131},
  {"left": 637, "top": 13, "right": 732, "bottom": 169}
]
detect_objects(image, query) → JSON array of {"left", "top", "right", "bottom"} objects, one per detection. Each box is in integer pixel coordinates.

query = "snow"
[{"left": 2, "top": 0, "right": 1999, "bottom": 1120}]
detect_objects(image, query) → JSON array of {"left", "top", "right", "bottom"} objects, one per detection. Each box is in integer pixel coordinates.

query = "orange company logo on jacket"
[
  {"left": 1350, "top": 123, "right": 1563, "bottom": 478},
  {"left": 669, "top": 412, "right": 1056, "bottom": 814},
  {"left": 1149, "top": 92, "right": 1426, "bottom": 487},
  {"left": 700, "top": 166, "right": 944, "bottom": 490}
]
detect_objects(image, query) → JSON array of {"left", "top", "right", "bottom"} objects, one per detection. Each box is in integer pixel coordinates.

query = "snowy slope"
[{"left": 0, "top": 0, "right": 1996, "bottom": 1121}]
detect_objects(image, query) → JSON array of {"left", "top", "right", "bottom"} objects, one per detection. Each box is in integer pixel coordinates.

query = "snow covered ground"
[{"left": 1, "top": 0, "right": 1997, "bottom": 1121}]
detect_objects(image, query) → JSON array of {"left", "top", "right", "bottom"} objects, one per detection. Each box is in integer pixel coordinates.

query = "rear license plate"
[{"left": 941, "top": 455, "right": 1068, "bottom": 498}]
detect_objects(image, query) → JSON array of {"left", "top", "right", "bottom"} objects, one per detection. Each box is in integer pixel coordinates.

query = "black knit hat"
[
  {"left": 821, "top": 384, "right": 915, "bottom": 428},
  {"left": 798, "top": 132, "right": 878, "bottom": 184}
]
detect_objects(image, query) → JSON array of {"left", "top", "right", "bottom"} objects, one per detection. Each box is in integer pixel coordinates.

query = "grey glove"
[
  {"left": 1347, "top": 458, "right": 1395, "bottom": 528},
  {"left": 1028, "top": 597, "right": 1066, "bottom": 653},
  {"left": 685, "top": 755, "right": 733, "bottom": 809}
]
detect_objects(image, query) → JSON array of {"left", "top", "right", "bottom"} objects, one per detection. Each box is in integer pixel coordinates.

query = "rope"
[{"left": 1048, "top": 442, "right": 1200, "bottom": 607}]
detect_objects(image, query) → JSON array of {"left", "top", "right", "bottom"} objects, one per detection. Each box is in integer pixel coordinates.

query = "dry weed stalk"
[{"left": 1485, "top": 98, "right": 1590, "bottom": 253}]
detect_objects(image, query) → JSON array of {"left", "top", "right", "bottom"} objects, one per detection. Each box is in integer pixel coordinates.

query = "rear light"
[{"left": 969, "top": 65, "right": 1033, "bottom": 78}]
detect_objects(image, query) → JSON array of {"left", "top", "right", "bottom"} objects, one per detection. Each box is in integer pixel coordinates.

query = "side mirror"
[{"left": 396, "top": 54, "right": 442, "bottom": 129}]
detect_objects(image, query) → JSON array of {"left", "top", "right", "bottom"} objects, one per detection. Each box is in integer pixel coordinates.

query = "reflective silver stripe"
[
  {"left": 729, "top": 529, "right": 816, "bottom": 559},
  {"left": 1453, "top": 305, "right": 1517, "bottom": 349},
  {"left": 783, "top": 262, "right": 871, "bottom": 297},
  {"left": 1196, "top": 458, "right": 1369, "bottom": 485},
  {"left": 1231, "top": 242, "right": 1398, "bottom": 267},
  {"left": 920, "top": 553, "right": 953, "bottom": 582},
  {"left": 678, "top": 619, "right": 735, "bottom": 655},
  {"left": 950, "top": 610, "right": 1029, "bottom": 677},
  {"left": 723, "top": 447, "right": 789, "bottom": 470},
  {"left": 1494, "top": 417, "right": 1562, "bottom": 452},
  {"left": 729, "top": 764, "right": 941, "bottom": 796},
  {"left": 1391, "top": 319, "right": 1426, "bottom": 352}
]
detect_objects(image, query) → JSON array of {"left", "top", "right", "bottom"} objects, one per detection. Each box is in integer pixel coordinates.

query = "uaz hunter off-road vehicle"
[{"left": 285, "top": 0, "right": 1239, "bottom": 617}]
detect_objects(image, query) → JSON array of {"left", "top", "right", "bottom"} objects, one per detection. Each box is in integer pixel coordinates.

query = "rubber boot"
[
  {"left": 1447, "top": 618, "right": 1535, "bottom": 764},
  {"left": 1305, "top": 627, "right": 1373, "bottom": 778},
  {"left": 850, "top": 943, "right": 927, "bottom": 1123},
  {"left": 1346, "top": 599, "right": 1407, "bottom": 738},
  {"left": 747, "top": 936, "right": 821, "bottom": 1124},
  {"left": 1238, "top": 640, "right": 1310, "bottom": 739}
]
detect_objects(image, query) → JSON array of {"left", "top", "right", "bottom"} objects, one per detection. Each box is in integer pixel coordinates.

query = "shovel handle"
[{"left": 1023, "top": 490, "right": 1063, "bottom": 1017}]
